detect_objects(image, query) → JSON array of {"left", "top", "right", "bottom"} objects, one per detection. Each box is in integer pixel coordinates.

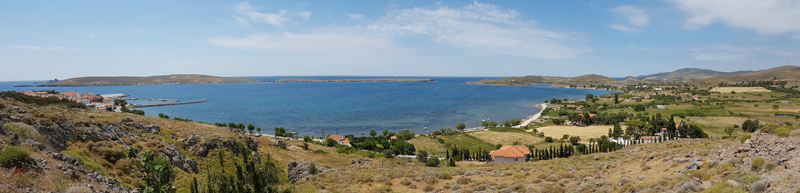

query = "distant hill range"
[
  {"left": 465, "top": 74, "right": 621, "bottom": 86},
  {"left": 273, "top": 78, "right": 434, "bottom": 83},
  {"left": 625, "top": 68, "right": 751, "bottom": 81},
  {"left": 691, "top": 66, "right": 800, "bottom": 84},
  {"left": 20, "top": 74, "right": 261, "bottom": 87}
]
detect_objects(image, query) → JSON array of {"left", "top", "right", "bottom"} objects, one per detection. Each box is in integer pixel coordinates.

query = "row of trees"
[{"left": 212, "top": 122, "right": 262, "bottom": 134}]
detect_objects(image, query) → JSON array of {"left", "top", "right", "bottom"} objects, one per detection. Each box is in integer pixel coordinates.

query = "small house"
[
  {"left": 656, "top": 105, "right": 666, "bottom": 109},
  {"left": 653, "top": 88, "right": 662, "bottom": 91},
  {"left": 489, "top": 145, "right": 530, "bottom": 163},
  {"left": 782, "top": 101, "right": 790, "bottom": 104},
  {"left": 630, "top": 97, "right": 640, "bottom": 100},
  {"left": 327, "top": 134, "right": 350, "bottom": 145},
  {"left": 691, "top": 96, "right": 700, "bottom": 100}
]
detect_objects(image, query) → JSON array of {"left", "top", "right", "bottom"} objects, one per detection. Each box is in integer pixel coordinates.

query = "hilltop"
[
  {"left": 692, "top": 66, "right": 800, "bottom": 84},
  {"left": 27, "top": 74, "right": 261, "bottom": 86},
  {"left": 626, "top": 68, "right": 751, "bottom": 81},
  {"left": 464, "top": 74, "right": 620, "bottom": 87}
]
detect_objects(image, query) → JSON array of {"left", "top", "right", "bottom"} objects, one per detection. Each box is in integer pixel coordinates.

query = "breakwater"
[
  {"left": 131, "top": 99, "right": 205, "bottom": 108},
  {"left": 123, "top": 98, "right": 180, "bottom": 102}
]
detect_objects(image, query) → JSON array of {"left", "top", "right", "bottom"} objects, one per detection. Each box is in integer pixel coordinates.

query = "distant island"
[
  {"left": 273, "top": 78, "right": 434, "bottom": 83},
  {"left": 465, "top": 74, "right": 621, "bottom": 87},
  {"left": 15, "top": 74, "right": 261, "bottom": 87},
  {"left": 624, "top": 68, "right": 752, "bottom": 81}
]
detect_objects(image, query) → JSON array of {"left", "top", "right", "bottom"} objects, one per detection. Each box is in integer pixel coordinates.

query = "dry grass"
[
  {"left": 536, "top": 125, "right": 614, "bottom": 141},
  {"left": 407, "top": 137, "right": 445, "bottom": 155},
  {"left": 710, "top": 87, "right": 772, "bottom": 93},
  {"left": 468, "top": 131, "right": 542, "bottom": 146}
]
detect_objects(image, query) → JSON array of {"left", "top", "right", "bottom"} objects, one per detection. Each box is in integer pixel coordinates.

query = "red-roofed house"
[
  {"left": 566, "top": 104, "right": 583, "bottom": 110},
  {"left": 489, "top": 145, "right": 530, "bottom": 163},
  {"left": 327, "top": 134, "right": 350, "bottom": 145},
  {"left": 390, "top": 136, "right": 397, "bottom": 140}
]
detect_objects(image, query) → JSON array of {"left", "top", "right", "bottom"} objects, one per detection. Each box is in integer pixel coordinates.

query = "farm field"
[
  {"left": 535, "top": 125, "right": 614, "bottom": 141},
  {"left": 710, "top": 87, "right": 772, "bottom": 93},
  {"left": 467, "top": 131, "right": 543, "bottom": 146}
]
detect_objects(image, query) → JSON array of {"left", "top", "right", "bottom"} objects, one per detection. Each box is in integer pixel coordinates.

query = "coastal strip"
[
  {"left": 272, "top": 78, "right": 434, "bottom": 83},
  {"left": 513, "top": 103, "right": 547, "bottom": 128},
  {"left": 131, "top": 99, "right": 205, "bottom": 108},
  {"left": 122, "top": 98, "right": 180, "bottom": 102}
]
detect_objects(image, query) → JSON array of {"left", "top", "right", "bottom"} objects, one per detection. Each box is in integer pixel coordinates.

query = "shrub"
[
  {"left": 383, "top": 149, "right": 394, "bottom": 158},
  {"left": 544, "top": 137, "right": 554, "bottom": 143},
  {"left": 740, "top": 175, "right": 760, "bottom": 184},
  {"left": 400, "top": 179, "right": 412, "bottom": 186},
  {"left": 437, "top": 172, "right": 452, "bottom": 180},
  {"left": 416, "top": 150, "right": 428, "bottom": 162},
  {"left": 457, "top": 177, "right": 471, "bottom": 185},
  {"left": 775, "top": 127, "right": 791, "bottom": 137},
  {"left": 741, "top": 134, "right": 751, "bottom": 143},
  {"left": 313, "top": 150, "right": 327, "bottom": 154},
  {"left": 545, "top": 174, "right": 560, "bottom": 182},
  {"left": 752, "top": 181, "right": 768, "bottom": 193},
  {"left": 751, "top": 158, "right": 765, "bottom": 171},
  {"left": 308, "top": 163, "right": 318, "bottom": 175},
  {"left": 0, "top": 146, "right": 32, "bottom": 168},
  {"left": 423, "top": 185, "right": 434, "bottom": 192},
  {"left": 426, "top": 157, "right": 440, "bottom": 167}
]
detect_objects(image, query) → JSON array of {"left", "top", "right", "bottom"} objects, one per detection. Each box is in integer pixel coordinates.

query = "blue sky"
[{"left": 1, "top": 0, "right": 799, "bottom": 81}]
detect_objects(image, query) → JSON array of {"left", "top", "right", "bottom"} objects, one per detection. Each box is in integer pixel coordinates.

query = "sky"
[{"left": 1, "top": 0, "right": 800, "bottom": 81}]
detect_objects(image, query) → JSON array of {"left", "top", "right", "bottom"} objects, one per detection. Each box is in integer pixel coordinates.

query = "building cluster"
[{"left": 21, "top": 90, "right": 116, "bottom": 110}]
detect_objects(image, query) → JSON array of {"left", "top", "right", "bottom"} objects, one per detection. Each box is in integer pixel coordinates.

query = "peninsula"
[
  {"left": 15, "top": 74, "right": 261, "bottom": 87},
  {"left": 273, "top": 78, "right": 434, "bottom": 83},
  {"left": 465, "top": 74, "right": 621, "bottom": 87}
]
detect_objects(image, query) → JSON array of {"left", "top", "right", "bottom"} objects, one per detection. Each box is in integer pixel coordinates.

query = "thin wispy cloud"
[
  {"left": 111, "top": 47, "right": 148, "bottom": 52},
  {"left": 233, "top": 2, "right": 311, "bottom": 27},
  {"left": 611, "top": 5, "right": 649, "bottom": 26},
  {"left": 609, "top": 5, "right": 648, "bottom": 33},
  {"left": 610, "top": 25, "right": 638, "bottom": 33},
  {"left": 691, "top": 45, "right": 765, "bottom": 61},
  {"left": 347, "top": 14, "right": 364, "bottom": 20},
  {"left": 671, "top": 0, "right": 800, "bottom": 36},
  {"left": 9, "top": 45, "right": 86, "bottom": 51},
  {"left": 363, "top": 1, "right": 591, "bottom": 59}
]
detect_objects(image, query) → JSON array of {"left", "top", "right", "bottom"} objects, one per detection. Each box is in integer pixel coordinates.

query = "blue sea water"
[{"left": 0, "top": 77, "right": 614, "bottom": 137}]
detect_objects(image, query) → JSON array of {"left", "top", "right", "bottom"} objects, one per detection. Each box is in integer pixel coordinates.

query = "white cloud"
[
  {"left": 111, "top": 47, "right": 147, "bottom": 52},
  {"left": 670, "top": 0, "right": 800, "bottom": 35},
  {"left": 207, "top": 33, "right": 394, "bottom": 52},
  {"left": 691, "top": 45, "right": 766, "bottom": 60},
  {"left": 609, "top": 25, "right": 639, "bottom": 33},
  {"left": 363, "top": 1, "right": 590, "bottom": 59},
  {"left": 233, "top": 16, "right": 249, "bottom": 27},
  {"left": 9, "top": 45, "right": 86, "bottom": 51},
  {"left": 347, "top": 14, "right": 364, "bottom": 20},
  {"left": 793, "top": 34, "right": 800, "bottom": 40},
  {"left": 233, "top": 2, "right": 311, "bottom": 27},
  {"left": 611, "top": 6, "right": 649, "bottom": 26}
]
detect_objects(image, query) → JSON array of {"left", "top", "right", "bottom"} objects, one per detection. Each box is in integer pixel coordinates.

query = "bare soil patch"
[
  {"left": 468, "top": 131, "right": 542, "bottom": 146},
  {"left": 535, "top": 125, "right": 614, "bottom": 140},
  {"left": 711, "top": 87, "right": 771, "bottom": 93}
]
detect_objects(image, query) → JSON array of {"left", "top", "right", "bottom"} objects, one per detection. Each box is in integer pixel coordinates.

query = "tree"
[
  {"left": 569, "top": 136, "right": 581, "bottom": 145},
  {"left": 383, "top": 149, "right": 394, "bottom": 158},
  {"left": 416, "top": 150, "right": 429, "bottom": 162},
  {"left": 724, "top": 127, "right": 735, "bottom": 138},
  {"left": 426, "top": 157, "right": 440, "bottom": 167},
  {"left": 561, "top": 134, "right": 569, "bottom": 142},
  {"left": 742, "top": 120, "right": 760, "bottom": 132},
  {"left": 228, "top": 122, "right": 236, "bottom": 128},
  {"left": 456, "top": 123, "right": 466, "bottom": 131},
  {"left": 382, "top": 129, "right": 389, "bottom": 136},
  {"left": 247, "top": 124, "right": 255, "bottom": 133},
  {"left": 134, "top": 149, "right": 176, "bottom": 193},
  {"left": 325, "top": 138, "right": 338, "bottom": 147},
  {"left": 256, "top": 127, "right": 261, "bottom": 135},
  {"left": 552, "top": 118, "right": 564, "bottom": 125},
  {"left": 440, "top": 126, "right": 455, "bottom": 135},
  {"left": 634, "top": 104, "right": 646, "bottom": 112},
  {"left": 369, "top": 130, "right": 377, "bottom": 137},
  {"left": 585, "top": 93, "right": 594, "bottom": 101},
  {"left": 612, "top": 123, "right": 623, "bottom": 138},
  {"left": 614, "top": 93, "right": 619, "bottom": 104},
  {"left": 773, "top": 105, "right": 779, "bottom": 110},
  {"left": 237, "top": 123, "right": 245, "bottom": 130},
  {"left": 544, "top": 136, "right": 554, "bottom": 143}
]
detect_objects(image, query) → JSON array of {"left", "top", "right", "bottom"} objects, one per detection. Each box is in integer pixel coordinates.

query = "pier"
[
  {"left": 131, "top": 99, "right": 206, "bottom": 108},
  {"left": 122, "top": 98, "right": 180, "bottom": 102}
]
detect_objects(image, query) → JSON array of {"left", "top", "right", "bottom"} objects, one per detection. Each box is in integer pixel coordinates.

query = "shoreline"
[{"left": 513, "top": 103, "right": 547, "bottom": 128}]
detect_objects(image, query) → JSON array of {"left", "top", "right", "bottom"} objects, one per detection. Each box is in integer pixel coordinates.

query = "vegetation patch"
[
  {"left": 0, "top": 146, "right": 32, "bottom": 168},
  {"left": 60, "top": 150, "right": 107, "bottom": 176}
]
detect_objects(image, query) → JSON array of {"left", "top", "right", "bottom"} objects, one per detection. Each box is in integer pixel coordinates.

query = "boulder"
[
  {"left": 287, "top": 160, "right": 326, "bottom": 183},
  {"left": 144, "top": 125, "right": 160, "bottom": 134},
  {"left": 159, "top": 144, "right": 198, "bottom": 173},
  {"left": 191, "top": 137, "right": 258, "bottom": 157}
]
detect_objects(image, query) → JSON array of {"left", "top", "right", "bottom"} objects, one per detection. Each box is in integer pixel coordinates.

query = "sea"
[{"left": 0, "top": 76, "right": 616, "bottom": 137}]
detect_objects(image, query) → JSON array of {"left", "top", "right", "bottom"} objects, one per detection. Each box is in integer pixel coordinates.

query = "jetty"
[
  {"left": 122, "top": 98, "right": 180, "bottom": 102},
  {"left": 131, "top": 99, "right": 206, "bottom": 108}
]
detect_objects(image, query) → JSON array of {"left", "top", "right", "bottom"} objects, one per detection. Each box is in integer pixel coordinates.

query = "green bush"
[
  {"left": 61, "top": 150, "right": 107, "bottom": 176},
  {"left": 740, "top": 175, "right": 760, "bottom": 184},
  {"left": 383, "top": 149, "right": 394, "bottom": 158},
  {"left": 741, "top": 134, "right": 751, "bottom": 143},
  {"left": 0, "top": 146, "right": 32, "bottom": 168},
  {"left": 751, "top": 158, "right": 765, "bottom": 171},
  {"left": 775, "top": 127, "right": 791, "bottom": 137},
  {"left": 425, "top": 157, "right": 440, "bottom": 167}
]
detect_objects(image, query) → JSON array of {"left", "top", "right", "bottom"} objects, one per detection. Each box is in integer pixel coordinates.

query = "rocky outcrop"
[
  {"left": 159, "top": 144, "right": 198, "bottom": 173},
  {"left": 287, "top": 160, "right": 327, "bottom": 183},
  {"left": 710, "top": 131, "right": 800, "bottom": 172},
  {"left": 50, "top": 152, "right": 133, "bottom": 193},
  {"left": 190, "top": 136, "right": 258, "bottom": 157}
]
